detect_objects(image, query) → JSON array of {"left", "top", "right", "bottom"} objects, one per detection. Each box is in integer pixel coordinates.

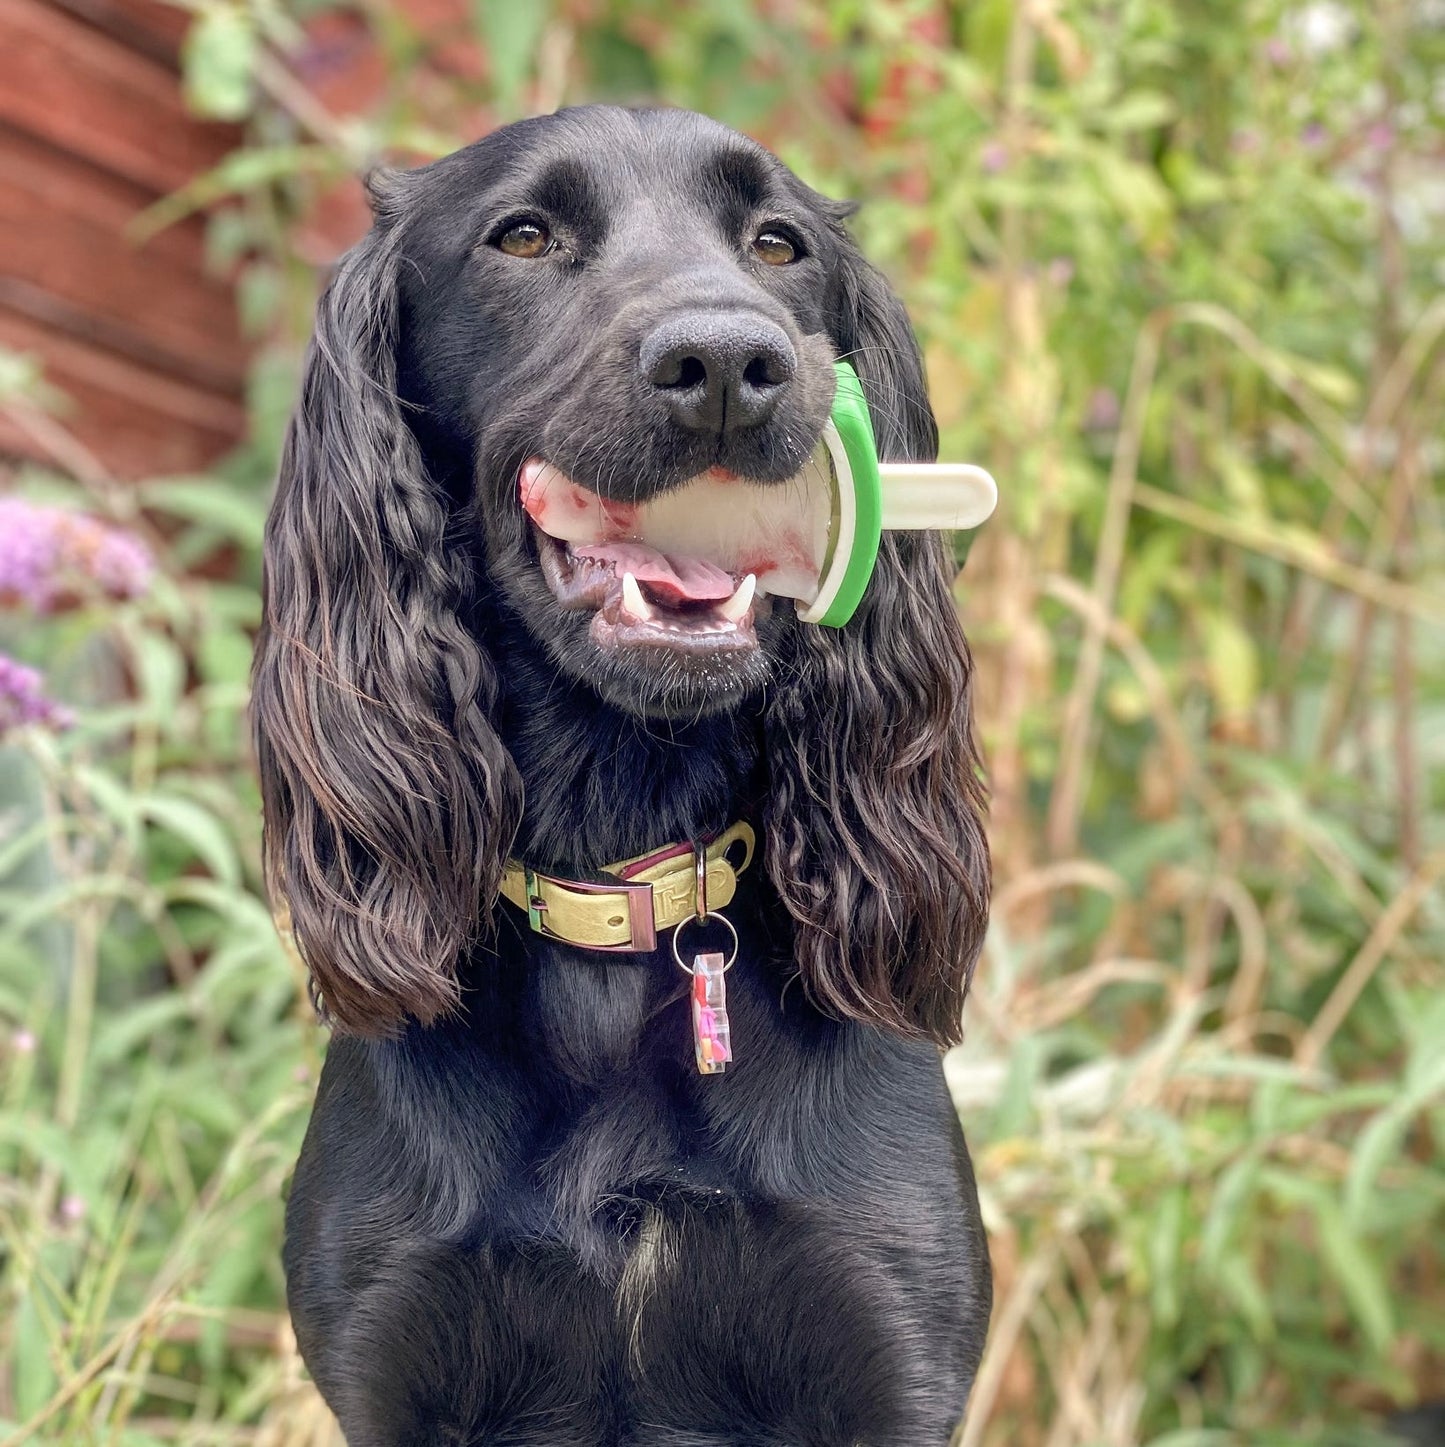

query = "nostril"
[
  {"left": 743, "top": 355, "right": 787, "bottom": 390},
  {"left": 673, "top": 355, "right": 707, "bottom": 390},
  {"left": 647, "top": 348, "right": 709, "bottom": 391}
]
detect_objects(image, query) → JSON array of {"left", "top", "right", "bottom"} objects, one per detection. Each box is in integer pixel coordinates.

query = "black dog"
[{"left": 253, "top": 105, "right": 992, "bottom": 1446}]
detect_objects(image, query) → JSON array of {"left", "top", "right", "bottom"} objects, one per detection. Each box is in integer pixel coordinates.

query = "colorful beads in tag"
[
  {"left": 674, "top": 907, "right": 739, "bottom": 1077},
  {"left": 691, "top": 952, "right": 732, "bottom": 1074}
]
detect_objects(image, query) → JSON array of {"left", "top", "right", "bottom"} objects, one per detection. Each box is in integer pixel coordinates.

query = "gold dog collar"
[{"left": 499, "top": 821, "right": 755, "bottom": 953}]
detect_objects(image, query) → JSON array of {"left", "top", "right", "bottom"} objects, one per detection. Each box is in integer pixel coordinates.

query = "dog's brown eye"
[
  {"left": 497, "top": 222, "right": 552, "bottom": 258},
  {"left": 752, "top": 231, "right": 798, "bottom": 266}
]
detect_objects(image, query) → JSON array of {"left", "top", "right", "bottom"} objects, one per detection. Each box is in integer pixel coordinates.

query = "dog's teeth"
[
  {"left": 621, "top": 572, "right": 653, "bottom": 621},
  {"left": 717, "top": 574, "right": 756, "bottom": 624}
]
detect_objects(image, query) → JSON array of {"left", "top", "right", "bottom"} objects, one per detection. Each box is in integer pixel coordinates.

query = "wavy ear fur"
[
  {"left": 763, "top": 250, "right": 991, "bottom": 1047},
  {"left": 251, "top": 179, "right": 522, "bottom": 1036}
]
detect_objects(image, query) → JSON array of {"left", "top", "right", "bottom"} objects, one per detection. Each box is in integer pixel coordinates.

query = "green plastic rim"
[{"left": 801, "top": 362, "right": 883, "bottom": 627}]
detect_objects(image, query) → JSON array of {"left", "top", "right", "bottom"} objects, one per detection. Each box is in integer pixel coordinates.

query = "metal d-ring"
[
  {"left": 694, "top": 841, "right": 708, "bottom": 922},
  {"left": 671, "top": 911, "right": 739, "bottom": 976}
]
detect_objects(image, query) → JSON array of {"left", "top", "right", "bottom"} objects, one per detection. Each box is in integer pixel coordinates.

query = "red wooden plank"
[
  {"left": 0, "top": 0, "right": 236, "bottom": 194},
  {"left": 0, "top": 310, "right": 245, "bottom": 477},
  {"left": 47, "top": 0, "right": 191, "bottom": 67},
  {"left": 105, "top": 0, "right": 190, "bottom": 51},
  {"left": 0, "top": 128, "right": 213, "bottom": 270},
  {"left": 0, "top": 150, "right": 247, "bottom": 389}
]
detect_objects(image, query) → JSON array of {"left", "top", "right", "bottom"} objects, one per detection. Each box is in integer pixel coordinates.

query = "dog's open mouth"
[
  {"left": 535, "top": 527, "right": 764, "bottom": 655},
  {"left": 522, "top": 457, "right": 831, "bottom": 657}
]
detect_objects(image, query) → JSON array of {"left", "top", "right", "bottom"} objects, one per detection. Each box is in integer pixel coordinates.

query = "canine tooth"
[
  {"left": 621, "top": 572, "right": 653, "bottom": 621},
  {"left": 716, "top": 574, "right": 756, "bottom": 624}
]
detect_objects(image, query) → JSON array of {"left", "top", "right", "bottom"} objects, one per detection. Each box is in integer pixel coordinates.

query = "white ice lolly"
[
  {"left": 518, "top": 364, "right": 998, "bottom": 627},
  {"left": 877, "top": 463, "right": 998, "bottom": 531}
]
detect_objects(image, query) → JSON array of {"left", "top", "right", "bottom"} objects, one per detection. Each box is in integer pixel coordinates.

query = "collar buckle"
[{"left": 521, "top": 867, "right": 658, "bottom": 953}]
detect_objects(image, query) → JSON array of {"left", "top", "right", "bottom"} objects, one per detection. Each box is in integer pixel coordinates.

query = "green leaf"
[
  {"left": 1344, "top": 1108, "right": 1410, "bottom": 1230},
  {"left": 1147, "top": 1182, "right": 1186, "bottom": 1328},
  {"left": 1090, "top": 145, "right": 1175, "bottom": 252},
  {"left": 474, "top": 0, "right": 551, "bottom": 110},
  {"left": 990, "top": 1033, "right": 1047, "bottom": 1139},
  {"left": 0, "top": 818, "right": 50, "bottom": 884},
  {"left": 131, "top": 146, "right": 337, "bottom": 240},
  {"left": 1100, "top": 90, "right": 1177, "bottom": 133},
  {"left": 72, "top": 764, "right": 141, "bottom": 852},
  {"left": 11, "top": 1291, "right": 56, "bottom": 1422},
  {"left": 182, "top": 5, "right": 258, "bottom": 121},
  {"left": 197, "top": 622, "right": 257, "bottom": 690},
  {"left": 0, "top": 876, "right": 134, "bottom": 943},
  {"left": 1316, "top": 1203, "right": 1394, "bottom": 1353},
  {"left": 137, "top": 478, "right": 267, "bottom": 550},
  {"left": 93, "top": 994, "right": 195, "bottom": 1068},
  {"left": 1403, "top": 998, "right": 1445, "bottom": 1095},
  {"left": 1201, "top": 1152, "right": 1260, "bottom": 1271},
  {"left": 1215, "top": 1253, "right": 1274, "bottom": 1342},
  {"left": 0, "top": 1114, "right": 83, "bottom": 1176},
  {"left": 1143, "top": 1432, "right": 1236, "bottom": 1447},
  {"left": 581, "top": 26, "right": 659, "bottom": 100},
  {"left": 1202, "top": 611, "right": 1260, "bottom": 725},
  {"left": 137, "top": 795, "right": 241, "bottom": 885},
  {"left": 131, "top": 632, "right": 187, "bottom": 721},
  {"left": 1346, "top": 1010, "right": 1445, "bottom": 1227}
]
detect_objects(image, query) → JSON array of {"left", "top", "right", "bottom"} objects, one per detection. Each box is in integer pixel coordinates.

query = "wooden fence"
[{"left": 0, "top": 0, "right": 247, "bottom": 477}]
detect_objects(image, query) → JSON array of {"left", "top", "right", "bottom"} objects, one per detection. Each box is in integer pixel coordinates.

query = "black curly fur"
[{"left": 253, "top": 105, "right": 992, "bottom": 1445}]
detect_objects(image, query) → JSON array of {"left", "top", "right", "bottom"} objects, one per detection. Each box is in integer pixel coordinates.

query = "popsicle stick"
[{"left": 877, "top": 462, "right": 998, "bottom": 531}]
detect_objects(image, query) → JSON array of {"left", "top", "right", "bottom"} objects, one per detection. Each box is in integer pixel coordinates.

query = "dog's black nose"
[{"left": 641, "top": 313, "right": 796, "bottom": 434}]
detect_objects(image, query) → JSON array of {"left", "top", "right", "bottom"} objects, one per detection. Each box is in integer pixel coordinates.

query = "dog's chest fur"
[{"left": 285, "top": 974, "right": 989, "bottom": 1447}]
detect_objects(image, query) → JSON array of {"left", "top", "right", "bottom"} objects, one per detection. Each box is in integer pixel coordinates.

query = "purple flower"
[
  {"left": 1047, "top": 257, "right": 1076, "bottom": 287},
  {"left": 1366, "top": 121, "right": 1395, "bottom": 151},
  {"left": 1263, "top": 36, "right": 1292, "bottom": 66},
  {"left": 87, "top": 527, "right": 154, "bottom": 600},
  {"left": 0, "top": 500, "right": 153, "bottom": 613},
  {"left": 0, "top": 653, "right": 73, "bottom": 738},
  {"left": 1084, "top": 387, "right": 1121, "bottom": 431},
  {"left": 1301, "top": 121, "right": 1328, "bottom": 149},
  {"left": 979, "top": 139, "right": 1009, "bottom": 174}
]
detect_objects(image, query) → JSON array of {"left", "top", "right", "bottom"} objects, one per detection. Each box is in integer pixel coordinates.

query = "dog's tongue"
[{"left": 573, "top": 542, "right": 735, "bottom": 605}]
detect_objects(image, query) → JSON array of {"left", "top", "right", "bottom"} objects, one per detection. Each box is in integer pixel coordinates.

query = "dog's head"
[{"left": 253, "top": 106, "right": 989, "bottom": 1042}]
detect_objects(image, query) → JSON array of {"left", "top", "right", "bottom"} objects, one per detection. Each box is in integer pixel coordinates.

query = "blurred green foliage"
[{"left": 1, "top": 1, "right": 1443, "bottom": 1443}]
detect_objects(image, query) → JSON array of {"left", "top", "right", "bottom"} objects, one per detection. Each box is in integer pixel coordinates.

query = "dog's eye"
[
  {"left": 752, "top": 230, "right": 799, "bottom": 266},
  {"left": 497, "top": 221, "right": 553, "bottom": 259}
]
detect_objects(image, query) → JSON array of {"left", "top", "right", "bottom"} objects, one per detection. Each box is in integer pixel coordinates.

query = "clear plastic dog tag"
[{"left": 691, "top": 952, "right": 732, "bottom": 1074}]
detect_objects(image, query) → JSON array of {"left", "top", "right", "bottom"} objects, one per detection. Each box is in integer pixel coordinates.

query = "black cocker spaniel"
[{"left": 253, "top": 104, "right": 992, "bottom": 1446}]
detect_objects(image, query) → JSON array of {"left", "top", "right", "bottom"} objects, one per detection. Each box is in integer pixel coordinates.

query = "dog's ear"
[
  {"left": 251, "top": 178, "right": 522, "bottom": 1036},
  {"left": 762, "top": 248, "right": 990, "bottom": 1047}
]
